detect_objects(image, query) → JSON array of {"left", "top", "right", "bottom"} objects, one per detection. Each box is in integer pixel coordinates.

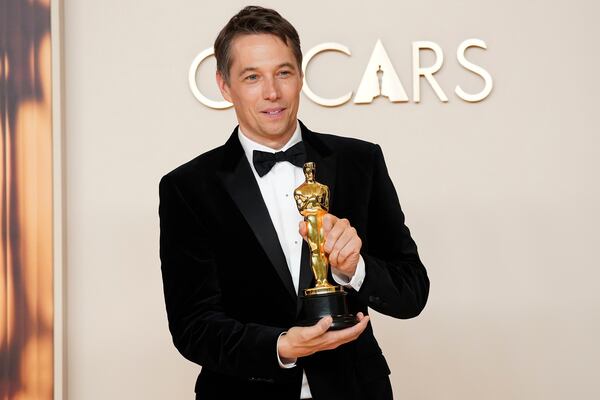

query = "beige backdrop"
[{"left": 63, "top": 0, "right": 599, "bottom": 399}]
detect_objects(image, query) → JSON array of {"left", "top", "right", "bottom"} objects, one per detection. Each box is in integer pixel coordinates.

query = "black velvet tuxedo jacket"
[{"left": 159, "top": 121, "right": 429, "bottom": 400}]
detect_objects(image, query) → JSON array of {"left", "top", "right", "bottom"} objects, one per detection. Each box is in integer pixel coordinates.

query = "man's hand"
[
  {"left": 278, "top": 313, "right": 370, "bottom": 360},
  {"left": 299, "top": 214, "right": 362, "bottom": 278}
]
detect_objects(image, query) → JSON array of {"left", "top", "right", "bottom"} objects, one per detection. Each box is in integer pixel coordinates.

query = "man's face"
[{"left": 216, "top": 34, "right": 303, "bottom": 148}]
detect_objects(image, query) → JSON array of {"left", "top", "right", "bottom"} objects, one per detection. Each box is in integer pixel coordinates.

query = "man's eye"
[
  {"left": 279, "top": 70, "right": 291, "bottom": 77},
  {"left": 245, "top": 74, "right": 258, "bottom": 81}
]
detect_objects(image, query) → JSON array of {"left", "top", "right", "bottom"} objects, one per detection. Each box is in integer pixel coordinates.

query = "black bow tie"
[{"left": 252, "top": 141, "right": 306, "bottom": 177}]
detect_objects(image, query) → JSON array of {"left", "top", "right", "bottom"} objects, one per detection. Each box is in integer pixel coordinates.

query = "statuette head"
[{"left": 303, "top": 162, "right": 315, "bottom": 182}]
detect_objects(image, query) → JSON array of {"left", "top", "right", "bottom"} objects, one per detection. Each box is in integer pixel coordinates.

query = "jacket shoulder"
[
  {"left": 312, "top": 131, "right": 381, "bottom": 166},
  {"left": 316, "top": 131, "right": 378, "bottom": 151},
  {"left": 161, "top": 144, "right": 225, "bottom": 185}
]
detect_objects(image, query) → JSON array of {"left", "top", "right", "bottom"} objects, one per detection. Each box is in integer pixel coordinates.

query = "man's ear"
[{"left": 216, "top": 71, "right": 233, "bottom": 103}]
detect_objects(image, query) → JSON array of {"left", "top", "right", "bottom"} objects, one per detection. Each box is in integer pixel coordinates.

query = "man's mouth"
[{"left": 262, "top": 107, "right": 286, "bottom": 116}]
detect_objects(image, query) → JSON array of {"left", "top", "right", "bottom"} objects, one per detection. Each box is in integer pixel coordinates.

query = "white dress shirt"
[{"left": 238, "top": 121, "right": 366, "bottom": 399}]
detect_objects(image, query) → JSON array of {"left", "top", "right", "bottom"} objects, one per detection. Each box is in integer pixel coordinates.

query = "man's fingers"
[
  {"left": 342, "top": 234, "right": 360, "bottom": 257},
  {"left": 324, "top": 217, "right": 348, "bottom": 253},
  {"left": 288, "top": 313, "right": 370, "bottom": 357},
  {"left": 328, "top": 227, "right": 355, "bottom": 264},
  {"left": 325, "top": 218, "right": 346, "bottom": 252},
  {"left": 303, "top": 316, "right": 332, "bottom": 339},
  {"left": 329, "top": 315, "right": 370, "bottom": 341},
  {"left": 298, "top": 220, "right": 308, "bottom": 240},
  {"left": 347, "top": 314, "right": 369, "bottom": 335},
  {"left": 322, "top": 213, "right": 336, "bottom": 235},
  {"left": 350, "top": 314, "right": 369, "bottom": 333},
  {"left": 337, "top": 227, "right": 356, "bottom": 253},
  {"left": 336, "top": 237, "right": 361, "bottom": 265},
  {"left": 320, "top": 315, "right": 370, "bottom": 349},
  {"left": 345, "top": 315, "right": 369, "bottom": 341}
]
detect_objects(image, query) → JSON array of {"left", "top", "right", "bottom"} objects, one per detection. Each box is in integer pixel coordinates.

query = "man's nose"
[{"left": 263, "top": 77, "right": 280, "bottom": 101}]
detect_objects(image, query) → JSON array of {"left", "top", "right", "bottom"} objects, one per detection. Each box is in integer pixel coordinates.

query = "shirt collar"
[{"left": 238, "top": 121, "right": 302, "bottom": 165}]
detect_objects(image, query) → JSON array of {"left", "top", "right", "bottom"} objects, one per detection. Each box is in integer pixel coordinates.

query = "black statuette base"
[{"left": 298, "top": 290, "right": 358, "bottom": 330}]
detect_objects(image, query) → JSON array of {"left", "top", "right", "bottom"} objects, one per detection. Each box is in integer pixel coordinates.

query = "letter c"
[
  {"left": 188, "top": 47, "right": 233, "bottom": 109},
  {"left": 302, "top": 43, "right": 353, "bottom": 107}
]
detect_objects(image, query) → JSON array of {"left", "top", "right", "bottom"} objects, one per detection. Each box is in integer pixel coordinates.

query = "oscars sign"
[{"left": 189, "top": 38, "right": 493, "bottom": 109}]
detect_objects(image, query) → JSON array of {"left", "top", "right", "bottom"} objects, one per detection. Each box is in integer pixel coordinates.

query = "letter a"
[{"left": 354, "top": 39, "right": 409, "bottom": 104}]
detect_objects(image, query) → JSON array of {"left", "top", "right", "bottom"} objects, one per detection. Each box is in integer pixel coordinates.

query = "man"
[{"left": 159, "top": 6, "right": 429, "bottom": 400}]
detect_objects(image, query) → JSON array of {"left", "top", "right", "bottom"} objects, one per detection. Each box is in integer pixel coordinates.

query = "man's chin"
[{"left": 261, "top": 123, "right": 294, "bottom": 138}]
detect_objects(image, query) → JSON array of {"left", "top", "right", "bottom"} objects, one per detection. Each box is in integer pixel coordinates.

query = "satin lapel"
[
  {"left": 296, "top": 121, "right": 338, "bottom": 313},
  {"left": 297, "top": 241, "right": 312, "bottom": 315},
  {"left": 217, "top": 130, "right": 297, "bottom": 302}
]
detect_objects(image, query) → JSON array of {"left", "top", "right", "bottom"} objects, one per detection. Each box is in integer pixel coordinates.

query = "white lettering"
[
  {"left": 302, "top": 43, "right": 353, "bottom": 107},
  {"left": 188, "top": 47, "right": 233, "bottom": 109},
  {"left": 412, "top": 41, "right": 448, "bottom": 102},
  {"left": 354, "top": 39, "right": 408, "bottom": 104},
  {"left": 188, "top": 39, "right": 493, "bottom": 109},
  {"left": 455, "top": 39, "right": 493, "bottom": 102}
]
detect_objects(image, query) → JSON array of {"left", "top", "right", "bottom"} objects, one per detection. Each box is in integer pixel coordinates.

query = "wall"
[{"left": 63, "top": 0, "right": 600, "bottom": 399}]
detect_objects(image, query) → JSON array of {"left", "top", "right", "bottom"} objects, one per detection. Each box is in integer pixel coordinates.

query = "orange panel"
[{"left": 1, "top": 0, "right": 54, "bottom": 399}]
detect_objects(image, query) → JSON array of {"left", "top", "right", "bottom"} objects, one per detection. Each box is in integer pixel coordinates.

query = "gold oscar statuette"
[{"left": 294, "top": 162, "right": 358, "bottom": 330}]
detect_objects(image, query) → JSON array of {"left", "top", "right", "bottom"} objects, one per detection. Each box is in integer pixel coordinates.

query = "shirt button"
[
  {"left": 294, "top": 241, "right": 298, "bottom": 244},
  {"left": 285, "top": 194, "right": 289, "bottom": 197}
]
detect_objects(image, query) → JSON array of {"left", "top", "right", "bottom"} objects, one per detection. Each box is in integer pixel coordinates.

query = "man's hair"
[{"left": 214, "top": 6, "right": 302, "bottom": 84}]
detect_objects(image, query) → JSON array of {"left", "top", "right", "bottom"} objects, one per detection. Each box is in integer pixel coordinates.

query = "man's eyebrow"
[
  {"left": 238, "top": 63, "right": 298, "bottom": 77},
  {"left": 278, "top": 62, "right": 296, "bottom": 70},
  {"left": 238, "top": 67, "right": 258, "bottom": 77}
]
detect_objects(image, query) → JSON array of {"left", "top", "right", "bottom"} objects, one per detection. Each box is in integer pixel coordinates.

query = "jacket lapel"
[{"left": 217, "top": 128, "right": 297, "bottom": 302}]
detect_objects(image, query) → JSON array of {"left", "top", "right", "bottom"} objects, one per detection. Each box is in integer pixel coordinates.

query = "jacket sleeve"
[
  {"left": 356, "top": 144, "right": 430, "bottom": 319},
  {"left": 158, "top": 174, "right": 285, "bottom": 378}
]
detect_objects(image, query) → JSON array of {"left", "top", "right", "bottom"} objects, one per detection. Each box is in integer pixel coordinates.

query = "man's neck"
[{"left": 238, "top": 122, "right": 297, "bottom": 150}]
